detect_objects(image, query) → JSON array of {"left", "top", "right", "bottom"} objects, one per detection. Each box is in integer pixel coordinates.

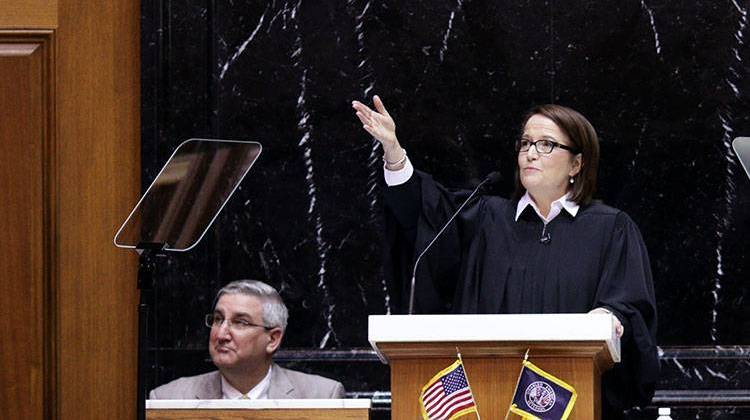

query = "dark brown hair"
[{"left": 513, "top": 104, "right": 600, "bottom": 205}]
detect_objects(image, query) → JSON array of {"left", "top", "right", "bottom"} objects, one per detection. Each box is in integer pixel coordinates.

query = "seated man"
[{"left": 150, "top": 279, "right": 345, "bottom": 399}]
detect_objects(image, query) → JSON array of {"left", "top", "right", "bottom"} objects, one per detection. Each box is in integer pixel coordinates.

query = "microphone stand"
[{"left": 408, "top": 174, "right": 499, "bottom": 314}]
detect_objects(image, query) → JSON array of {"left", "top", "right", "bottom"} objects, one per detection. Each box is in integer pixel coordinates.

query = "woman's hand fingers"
[
  {"left": 353, "top": 96, "right": 399, "bottom": 148},
  {"left": 588, "top": 307, "right": 625, "bottom": 338},
  {"left": 367, "top": 96, "right": 395, "bottom": 133},
  {"left": 373, "top": 95, "right": 389, "bottom": 116},
  {"left": 356, "top": 111, "right": 383, "bottom": 135},
  {"left": 355, "top": 111, "right": 370, "bottom": 126},
  {"left": 588, "top": 308, "right": 608, "bottom": 315},
  {"left": 362, "top": 124, "right": 378, "bottom": 137},
  {"left": 353, "top": 102, "right": 378, "bottom": 127},
  {"left": 352, "top": 100, "right": 374, "bottom": 117}
]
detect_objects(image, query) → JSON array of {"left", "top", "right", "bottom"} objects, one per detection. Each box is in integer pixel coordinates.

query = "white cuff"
[{"left": 384, "top": 159, "right": 414, "bottom": 186}]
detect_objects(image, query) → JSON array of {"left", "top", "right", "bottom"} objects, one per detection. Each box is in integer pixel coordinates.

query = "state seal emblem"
[{"left": 524, "top": 381, "right": 556, "bottom": 413}]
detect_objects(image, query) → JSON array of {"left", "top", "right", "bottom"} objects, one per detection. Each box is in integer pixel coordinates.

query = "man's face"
[{"left": 208, "top": 293, "right": 283, "bottom": 374}]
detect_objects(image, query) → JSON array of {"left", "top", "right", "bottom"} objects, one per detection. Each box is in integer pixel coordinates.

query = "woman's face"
[{"left": 517, "top": 114, "right": 582, "bottom": 201}]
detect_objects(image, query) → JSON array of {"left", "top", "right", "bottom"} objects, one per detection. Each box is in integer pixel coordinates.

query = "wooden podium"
[
  {"left": 369, "top": 314, "right": 619, "bottom": 419},
  {"left": 145, "top": 399, "right": 371, "bottom": 419}
]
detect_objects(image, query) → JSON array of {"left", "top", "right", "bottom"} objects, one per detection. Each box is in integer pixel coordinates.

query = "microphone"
[
  {"left": 539, "top": 223, "right": 551, "bottom": 244},
  {"left": 408, "top": 171, "right": 502, "bottom": 314},
  {"left": 482, "top": 171, "right": 502, "bottom": 186}
]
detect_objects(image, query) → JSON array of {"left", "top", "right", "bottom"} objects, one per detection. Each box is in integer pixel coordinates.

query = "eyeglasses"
[
  {"left": 516, "top": 138, "right": 580, "bottom": 155},
  {"left": 205, "top": 314, "right": 274, "bottom": 332}
]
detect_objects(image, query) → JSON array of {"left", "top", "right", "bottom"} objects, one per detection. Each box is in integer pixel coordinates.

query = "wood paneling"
[
  {"left": 384, "top": 340, "right": 609, "bottom": 420},
  {"left": 55, "top": 0, "right": 140, "bottom": 419},
  {"left": 0, "top": 33, "right": 53, "bottom": 420},
  {"left": 2, "top": 0, "right": 140, "bottom": 418},
  {"left": 0, "top": 0, "right": 57, "bottom": 28}
]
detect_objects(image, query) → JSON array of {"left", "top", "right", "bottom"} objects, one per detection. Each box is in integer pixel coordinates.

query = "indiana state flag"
[{"left": 509, "top": 360, "right": 577, "bottom": 420}]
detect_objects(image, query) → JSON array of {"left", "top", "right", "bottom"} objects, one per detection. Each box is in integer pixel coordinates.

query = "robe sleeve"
[
  {"left": 594, "top": 211, "right": 660, "bottom": 411},
  {"left": 382, "top": 170, "right": 482, "bottom": 314}
]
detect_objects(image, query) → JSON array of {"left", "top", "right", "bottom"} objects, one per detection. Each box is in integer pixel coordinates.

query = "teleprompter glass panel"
[
  {"left": 734, "top": 137, "right": 750, "bottom": 181},
  {"left": 114, "top": 139, "right": 262, "bottom": 251}
]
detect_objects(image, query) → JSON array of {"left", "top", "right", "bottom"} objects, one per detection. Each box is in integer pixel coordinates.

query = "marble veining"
[
  {"left": 218, "top": 5, "right": 268, "bottom": 80},
  {"left": 704, "top": 366, "right": 730, "bottom": 382},
  {"left": 639, "top": 0, "right": 662, "bottom": 56},
  {"left": 290, "top": 1, "right": 337, "bottom": 348},
  {"left": 347, "top": 0, "right": 391, "bottom": 314},
  {"left": 439, "top": 0, "right": 465, "bottom": 63},
  {"left": 348, "top": 0, "right": 382, "bottom": 218},
  {"left": 711, "top": 0, "right": 748, "bottom": 343}
]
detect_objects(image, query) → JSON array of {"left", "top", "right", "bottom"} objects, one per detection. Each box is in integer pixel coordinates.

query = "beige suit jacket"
[{"left": 148, "top": 363, "right": 345, "bottom": 399}]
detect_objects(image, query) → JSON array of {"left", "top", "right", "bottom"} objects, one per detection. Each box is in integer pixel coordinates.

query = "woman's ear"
[{"left": 569, "top": 154, "right": 583, "bottom": 177}]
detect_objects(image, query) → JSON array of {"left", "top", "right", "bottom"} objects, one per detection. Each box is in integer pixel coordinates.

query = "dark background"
[{"left": 141, "top": 1, "right": 750, "bottom": 417}]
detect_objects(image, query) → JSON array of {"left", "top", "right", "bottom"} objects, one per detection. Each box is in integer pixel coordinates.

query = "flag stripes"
[{"left": 420, "top": 360, "right": 478, "bottom": 420}]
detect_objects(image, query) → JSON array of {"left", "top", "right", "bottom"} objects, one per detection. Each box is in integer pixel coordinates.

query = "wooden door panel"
[{"left": 0, "top": 34, "right": 53, "bottom": 420}]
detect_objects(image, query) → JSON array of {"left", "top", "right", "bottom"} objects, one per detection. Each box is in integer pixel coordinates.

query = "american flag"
[{"left": 420, "top": 360, "right": 478, "bottom": 420}]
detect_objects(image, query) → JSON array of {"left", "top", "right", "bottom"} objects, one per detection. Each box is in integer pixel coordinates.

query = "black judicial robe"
[{"left": 383, "top": 170, "right": 659, "bottom": 414}]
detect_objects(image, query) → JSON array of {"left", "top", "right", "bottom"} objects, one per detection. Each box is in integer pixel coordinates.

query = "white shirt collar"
[
  {"left": 220, "top": 365, "right": 273, "bottom": 400},
  {"left": 515, "top": 191, "right": 579, "bottom": 224}
]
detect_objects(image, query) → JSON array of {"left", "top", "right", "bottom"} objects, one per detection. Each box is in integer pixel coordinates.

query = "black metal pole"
[{"left": 136, "top": 244, "right": 164, "bottom": 420}]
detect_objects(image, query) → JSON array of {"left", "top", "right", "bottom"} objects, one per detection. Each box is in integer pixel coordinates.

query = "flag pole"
[
  {"left": 504, "top": 348, "right": 530, "bottom": 420},
  {"left": 456, "top": 346, "right": 481, "bottom": 420}
]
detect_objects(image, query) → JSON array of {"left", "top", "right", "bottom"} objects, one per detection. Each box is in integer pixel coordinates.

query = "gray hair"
[{"left": 213, "top": 279, "right": 288, "bottom": 331}]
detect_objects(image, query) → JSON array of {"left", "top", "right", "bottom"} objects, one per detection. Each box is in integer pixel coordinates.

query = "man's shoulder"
[
  {"left": 149, "top": 371, "right": 221, "bottom": 399},
  {"left": 273, "top": 365, "right": 345, "bottom": 398},
  {"left": 277, "top": 365, "right": 341, "bottom": 386}
]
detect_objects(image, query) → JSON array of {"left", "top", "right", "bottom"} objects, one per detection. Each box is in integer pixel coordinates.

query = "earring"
[{"left": 569, "top": 177, "right": 575, "bottom": 184}]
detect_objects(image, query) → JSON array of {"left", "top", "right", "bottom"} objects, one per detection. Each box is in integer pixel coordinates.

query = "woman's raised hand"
[{"left": 352, "top": 95, "right": 405, "bottom": 166}]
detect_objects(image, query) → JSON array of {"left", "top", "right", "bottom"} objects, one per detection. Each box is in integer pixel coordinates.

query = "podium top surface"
[
  {"left": 368, "top": 313, "right": 620, "bottom": 363},
  {"left": 146, "top": 399, "right": 371, "bottom": 410}
]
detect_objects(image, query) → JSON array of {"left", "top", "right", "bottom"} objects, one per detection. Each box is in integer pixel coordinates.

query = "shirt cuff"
[{"left": 384, "top": 159, "right": 414, "bottom": 186}]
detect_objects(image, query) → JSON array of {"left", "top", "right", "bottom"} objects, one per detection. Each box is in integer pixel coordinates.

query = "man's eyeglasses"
[
  {"left": 516, "top": 139, "right": 580, "bottom": 155},
  {"left": 204, "top": 314, "right": 274, "bottom": 332}
]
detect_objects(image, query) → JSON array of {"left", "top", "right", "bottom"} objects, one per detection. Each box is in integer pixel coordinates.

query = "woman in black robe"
[{"left": 352, "top": 97, "right": 659, "bottom": 417}]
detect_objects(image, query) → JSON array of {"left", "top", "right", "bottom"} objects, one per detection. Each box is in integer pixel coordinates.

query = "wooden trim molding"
[{"left": 0, "top": 1, "right": 58, "bottom": 29}]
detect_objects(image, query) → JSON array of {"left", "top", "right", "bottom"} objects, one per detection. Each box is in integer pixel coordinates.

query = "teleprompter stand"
[
  {"left": 136, "top": 242, "right": 167, "bottom": 420},
  {"left": 113, "top": 139, "right": 262, "bottom": 420}
]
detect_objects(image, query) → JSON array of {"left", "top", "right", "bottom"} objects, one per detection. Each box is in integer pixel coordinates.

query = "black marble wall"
[{"left": 141, "top": 0, "right": 750, "bottom": 417}]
